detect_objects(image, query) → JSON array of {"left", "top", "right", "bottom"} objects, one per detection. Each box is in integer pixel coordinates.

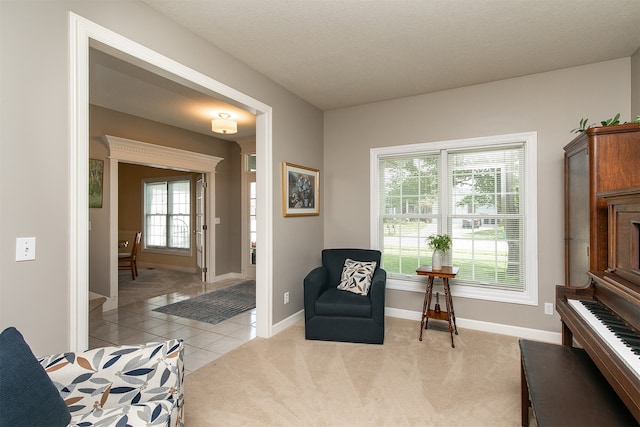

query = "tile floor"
[{"left": 89, "top": 270, "right": 256, "bottom": 376}]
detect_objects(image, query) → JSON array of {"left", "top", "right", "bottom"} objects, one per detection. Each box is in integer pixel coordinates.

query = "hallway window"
[{"left": 144, "top": 178, "right": 191, "bottom": 250}]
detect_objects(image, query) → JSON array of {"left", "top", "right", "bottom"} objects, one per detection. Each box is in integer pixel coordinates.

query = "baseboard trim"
[
  {"left": 138, "top": 262, "right": 197, "bottom": 274},
  {"left": 272, "top": 310, "right": 304, "bottom": 336},
  {"left": 385, "top": 307, "right": 561, "bottom": 344},
  {"left": 136, "top": 266, "right": 248, "bottom": 282}
]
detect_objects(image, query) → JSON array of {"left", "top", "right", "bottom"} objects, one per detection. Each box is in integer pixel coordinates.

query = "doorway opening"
[
  {"left": 101, "top": 135, "right": 223, "bottom": 311},
  {"left": 70, "top": 13, "right": 273, "bottom": 351}
]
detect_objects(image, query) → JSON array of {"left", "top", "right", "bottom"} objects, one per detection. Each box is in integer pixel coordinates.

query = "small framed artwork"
[
  {"left": 89, "top": 159, "right": 104, "bottom": 208},
  {"left": 282, "top": 162, "right": 320, "bottom": 217}
]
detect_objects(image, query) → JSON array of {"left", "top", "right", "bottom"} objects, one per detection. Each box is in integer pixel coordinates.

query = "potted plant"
[{"left": 427, "top": 234, "right": 452, "bottom": 271}]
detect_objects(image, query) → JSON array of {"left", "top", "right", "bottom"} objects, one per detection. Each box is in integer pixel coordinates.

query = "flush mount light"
[{"left": 211, "top": 112, "right": 238, "bottom": 135}]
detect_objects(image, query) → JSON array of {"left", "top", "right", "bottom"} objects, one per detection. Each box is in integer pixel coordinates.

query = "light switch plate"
[{"left": 16, "top": 237, "right": 36, "bottom": 261}]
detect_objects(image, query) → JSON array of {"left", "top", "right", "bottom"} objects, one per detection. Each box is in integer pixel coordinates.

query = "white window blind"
[
  {"left": 447, "top": 145, "right": 525, "bottom": 291},
  {"left": 378, "top": 153, "right": 440, "bottom": 275},
  {"left": 372, "top": 132, "right": 537, "bottom": 304}
]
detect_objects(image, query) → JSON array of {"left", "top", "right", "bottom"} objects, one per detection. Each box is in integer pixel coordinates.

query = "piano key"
[
  {"left": 609, "top": 327, "right": 637, "bottom": 337},
  {"left": 568, "top": 299, "right": 640, "bottom": 380},
  {"left": 581, "top": 304, "right": 640, "bottom": 347},
  {"left": 580, "top": 300, "right": 640, "bottom": 347}
]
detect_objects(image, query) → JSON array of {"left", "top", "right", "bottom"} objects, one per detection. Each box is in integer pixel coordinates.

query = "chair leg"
[
  {"left": 130, "top": 261, "right": 136, "bottom": 280},
  {"left": 133, "top": 260, "right": 138, "bottom": 277}
]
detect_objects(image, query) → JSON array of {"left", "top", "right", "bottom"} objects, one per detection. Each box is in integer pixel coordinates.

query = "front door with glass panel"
[
  {"left": 248, "top": 180, "right": 256, "bottom": 278},
  {"left": 196, "top": 175, "right": 206, "bottom": 282},
  {"left": 244, "top": 152, "right": 256, "bottom": 279}
]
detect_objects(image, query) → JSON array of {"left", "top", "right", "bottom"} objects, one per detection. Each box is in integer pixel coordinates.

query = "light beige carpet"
[{"left": 185, "top": 316, "right": 522, "bottom": 426}]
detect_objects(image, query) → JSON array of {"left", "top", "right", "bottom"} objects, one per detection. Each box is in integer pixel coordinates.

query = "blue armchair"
[{"left": 303, "top": 249, "right": 386, "bottom": 344}]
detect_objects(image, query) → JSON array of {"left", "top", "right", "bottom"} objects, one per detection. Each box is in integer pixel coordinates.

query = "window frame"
[
  {"left": 142, "top": 176, "right": 193, "bottom": 256},
  {"left": 370, "top": 132, "right": 538, "bottom": 306}
]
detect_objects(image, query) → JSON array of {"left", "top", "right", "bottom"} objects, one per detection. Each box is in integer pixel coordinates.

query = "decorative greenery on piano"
[{"left": 571, "top": 113, "right": 640, "bottom": 133}]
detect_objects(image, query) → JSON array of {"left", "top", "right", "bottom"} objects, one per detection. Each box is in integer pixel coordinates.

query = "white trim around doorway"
[{"left": 69, "top": 12, "right": 274, "bottom": 351}]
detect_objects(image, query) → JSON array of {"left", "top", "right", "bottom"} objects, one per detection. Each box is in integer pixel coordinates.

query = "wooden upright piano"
[{"left": 557, "top": 187, "right": 640, "bottom": 423}]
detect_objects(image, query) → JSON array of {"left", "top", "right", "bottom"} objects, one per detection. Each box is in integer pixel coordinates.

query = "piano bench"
[{"left": 519, "top": 339, "right": 636, "bottom": 426}]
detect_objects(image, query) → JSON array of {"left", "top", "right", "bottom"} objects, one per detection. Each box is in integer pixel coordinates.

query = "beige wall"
[
  {"left": 632, "top": 47, "right": 640, "bottom": 118},
  {"left": 118, "top": 164, "right": 200, "bottom": 270},
  {"left": 1, "top": 1, "right": 323, "bottom": 355},
  {"left": 323, "top": 58, "right": 632, "bottom": 334}
]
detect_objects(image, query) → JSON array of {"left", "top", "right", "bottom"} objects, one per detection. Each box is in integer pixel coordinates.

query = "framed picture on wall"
[
  {"left": 89, "top": 159, "right": 104, "bottom": 208},
  {"left": 282, "top": 162, "right": 320, "bottom": 217}
]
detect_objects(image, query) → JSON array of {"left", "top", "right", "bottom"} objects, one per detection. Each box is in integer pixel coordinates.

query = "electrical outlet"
[
  {"left": 16, "top": 237, "right": 36, "bottom": 262},
  {"left": 544, "top": 302, "right": 554, "bottom": 315},
  {"left": 284, "top": 292, "right": 290, "bottom": 304}
]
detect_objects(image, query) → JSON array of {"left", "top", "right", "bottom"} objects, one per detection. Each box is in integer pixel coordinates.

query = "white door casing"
[{"left": 70, "top": 13, "right": 274, "bottom": 351}]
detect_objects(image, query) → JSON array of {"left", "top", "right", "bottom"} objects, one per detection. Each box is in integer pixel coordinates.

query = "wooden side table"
[{"left": 416, "top": 265, "right": 459, "bottom": 348}]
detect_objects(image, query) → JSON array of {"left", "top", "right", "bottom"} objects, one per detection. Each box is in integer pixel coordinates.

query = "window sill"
[{"left": 386, "top": 276, "right": 538, "bottom": 306}]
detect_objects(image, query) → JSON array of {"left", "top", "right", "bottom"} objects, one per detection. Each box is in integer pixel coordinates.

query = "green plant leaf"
[
  {"left": 601, "top": 113, "right": 621, "bottom": 127},
  {"left": 571, "top": 118, "right": 591, "bottom": 133},
  {"left": 427, "top": 234, "right": 452, "bottom": 252}
]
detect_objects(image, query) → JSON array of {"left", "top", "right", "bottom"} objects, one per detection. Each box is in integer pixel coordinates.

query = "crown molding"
[{"left": 105, "top": 135, "right": 223, "bottom": 173}]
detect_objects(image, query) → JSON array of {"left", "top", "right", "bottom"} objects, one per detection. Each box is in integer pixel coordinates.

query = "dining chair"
[{"left": 118, "top": 231, "right": 141, "bottom": 280}]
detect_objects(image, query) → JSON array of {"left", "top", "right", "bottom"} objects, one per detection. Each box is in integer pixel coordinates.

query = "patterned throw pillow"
[
  {"left": 337, "top": 258, "right": 377, "bottom": 295},
  {"left": 0, "top": 327, "right": 71, "bottom": 427}
]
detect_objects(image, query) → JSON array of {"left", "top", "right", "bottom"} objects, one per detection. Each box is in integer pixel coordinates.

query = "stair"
[{"left": 89, "top": 296, "right": 107, "bottom": 320}]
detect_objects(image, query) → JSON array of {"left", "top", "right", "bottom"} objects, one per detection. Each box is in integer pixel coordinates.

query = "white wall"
[
  {"left": 323, "top": 58, "right": 632, "bottom": 333},
  {"left": 0, "top": 0, "right": 323, "bottom": 355}
]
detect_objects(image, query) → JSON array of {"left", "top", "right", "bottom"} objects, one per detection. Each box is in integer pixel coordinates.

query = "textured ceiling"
[
  {"left": 90, "top": 48, "right": 257, "bottom": 140},
  {"left": 92, "top": 1, "right": 640, "bottom": 138},
  {"left": 141, "top": 0, "right": 640, "bottom": 111}
]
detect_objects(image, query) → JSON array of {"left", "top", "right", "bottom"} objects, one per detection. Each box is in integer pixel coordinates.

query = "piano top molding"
[
  {"left": 564, "top": 122, "right": 640, "bottom": 153},
  {"left": 104, "top": 135, "right": 223, "bottom": 173},
  {"left": 597, "top": 186, "right": 640, "bottom": 200}
]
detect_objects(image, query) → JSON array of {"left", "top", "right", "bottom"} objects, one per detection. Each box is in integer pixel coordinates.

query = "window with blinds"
[
  {"left": 447, "top": 146, "right": 525, "bottom": 291},
  {"left": 378, "top": 153, "right": 440, "bottom": 276},
  {"left": 144, "top": 178, "right": 191, "bottom": 251},
  {"left": 372, "top": 132, "right": 537, "bottom": 305}
]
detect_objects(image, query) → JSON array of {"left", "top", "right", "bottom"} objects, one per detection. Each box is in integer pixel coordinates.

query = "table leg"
[
  {"left": 445, "top": 280, "right": 458, "bottom": 335},
  {"left": 442, "top": 278, "right": 455, "bottom": 348},
  {"left": 419, "top": 276, "right": 434, "bottom": 341}
]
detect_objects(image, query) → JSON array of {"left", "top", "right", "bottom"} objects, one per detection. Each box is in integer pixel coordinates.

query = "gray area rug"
[{"left": 153, "top": 280, "right": 256, "bottom": 324}]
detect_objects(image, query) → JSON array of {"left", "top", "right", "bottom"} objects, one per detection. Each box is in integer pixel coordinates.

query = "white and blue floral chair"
[{"left": 0, "top": 327, "right": 184, "bottom": 427}]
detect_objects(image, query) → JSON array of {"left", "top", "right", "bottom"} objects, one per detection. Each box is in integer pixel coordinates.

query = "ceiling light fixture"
[{"left": 211, "top": 112, "right": 238, "bottom": 135}]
